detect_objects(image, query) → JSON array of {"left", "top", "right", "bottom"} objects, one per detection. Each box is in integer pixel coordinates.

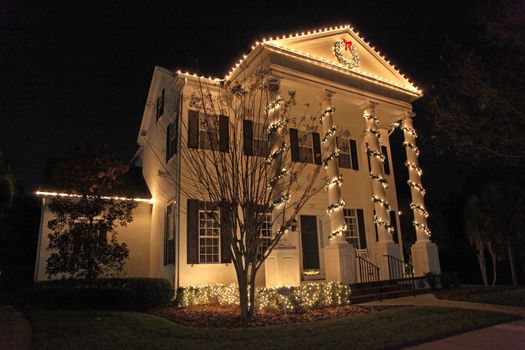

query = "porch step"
[{"left": 350, "top": 282, "right": 415, "bottom": 304}]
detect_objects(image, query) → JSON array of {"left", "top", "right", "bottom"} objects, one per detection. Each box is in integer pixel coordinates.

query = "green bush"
[
  {"left": 24, "top": 278, "right": 173, "bottom": 311},
  {"left": 176, "top": 282, "right": 351, "bottom": 312}
]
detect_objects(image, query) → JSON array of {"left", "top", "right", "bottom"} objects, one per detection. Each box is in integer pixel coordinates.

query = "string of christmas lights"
[
  {"left": 407, "top": 180, "right": 426, "bottom": 195},
  {"left": 270, "top": 193, "right": 290, "bottom": 209},
  {"left": 404, "top": 161, "right": 423, "bottom": 175},
  {"left": 268, "top": 168, "right": 289, "bottom": 188},
  {"left": 410, "top": 202, "right": 429, "bottom": 218},
  {"left": 327, "top": 199, "right": 346, "bottom": 214},
  {"left": 266, "top": 143, "right": 287, "bottom": 164},
  {"left": 323, "top": 149, "right": 341, "bottom": 168},
  {"left": 324, "top": 174, "right": 343, "bottom": 191},
  {"left": 402, "top": 141, "right": 420, "bottom": 156},
  {"left": 322, "top": 125, "right": 337, "bottom": 144},
  {"left": 413, "top": 221, "right": 431, "bottom": 236},
  {"left": 371, "top": 194, "right": 392, "bottom": 211},
  {"left": 369, "top": 172, "right": 389, "bottom": 189},
  {"left": 319, "top": 106, "right": 336, "bottom": 123}
]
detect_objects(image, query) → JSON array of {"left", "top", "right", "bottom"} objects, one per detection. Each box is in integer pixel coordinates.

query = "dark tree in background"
[
  {"left": 46, "top": 146, "right": 137, "bottom": 280},
  {"left": 426, "top": 0, "right": 525, "bottom": 285}
]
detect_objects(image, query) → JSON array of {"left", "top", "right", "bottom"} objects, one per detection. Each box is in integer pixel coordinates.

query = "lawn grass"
[
  {"left": 26, "top": 306, "right": 518, "bottom": 350},
  {"left": 466, "top": 289, "right": 525, "bottom": 307}
]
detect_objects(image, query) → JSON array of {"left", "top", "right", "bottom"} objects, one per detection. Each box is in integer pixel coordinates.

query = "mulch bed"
[{"left": 150, "top": 304, "right": 393, "bottom": 328}]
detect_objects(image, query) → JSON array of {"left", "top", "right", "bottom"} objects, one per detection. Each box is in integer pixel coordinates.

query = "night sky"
[{"left": 2, "top": 0, "right": 479, "bottom": 191}]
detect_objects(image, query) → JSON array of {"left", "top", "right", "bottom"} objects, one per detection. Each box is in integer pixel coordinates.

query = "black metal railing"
[
  {"left": 385, "top": 255, "right": 416, "bottom": 296},
  {"left": 356, "top": 256, "right": 381, "bottom": 301}
]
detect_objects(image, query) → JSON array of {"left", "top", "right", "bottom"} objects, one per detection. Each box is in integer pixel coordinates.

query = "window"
[
  {"left": 258, "top": 212, "right": 272, "bottom": 257},
  {"left": 298, "top": 131, "right": 314, "bottom": 163},
  {"left": 337, "top": 137, "right": 352, "bottom": 169},
  {"left": 252, "top": 122, "right": 269, "bottom": 156},
  {"left": 337, "top": 137, "right": 359, "bottom": 170},
  {"left": 343, "top": 209, "right": 360, "bottom": 248},
  {"left": 198, "top": 202, "right": 220, "bottom": 263},
  {"left": 199, "top": 114, "right": 219, "bottom": 150},
  {"left": 166, "top": 115, "right": 178, "bottom": 162},
  {"left": 156, "top": 88, "right": 165, "bottom": 121},
  {"left": 165, "top": 203, "right": 175, "bottom": 265}
]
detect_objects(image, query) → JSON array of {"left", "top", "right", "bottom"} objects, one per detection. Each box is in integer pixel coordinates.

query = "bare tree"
[{"left": 176, "top": 69, "right": 326, "bottom": 319}]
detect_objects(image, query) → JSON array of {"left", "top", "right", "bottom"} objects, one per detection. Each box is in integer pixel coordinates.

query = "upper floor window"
[
  {"left": 337, "top": 137, "right": 359, "bottom": 170},
  {"left": 188, "top": 110, "right": 229, "bottom": 152},
  {"left": 166, "top": 114, "right": 178, "bottom": 162},
  {"left": 289, "top": 128, "right": 321, "bottom": 164},
  {"left": 156, "top": 88, "right": 165, "bottom": 121}
]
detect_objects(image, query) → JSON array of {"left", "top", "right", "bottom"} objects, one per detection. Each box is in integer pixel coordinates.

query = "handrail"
[
  {"left": 356, "top": 256, "right": 381, "bottom": 301},
  {"left": 384, "top": 255, "right": 416, "bottom": 296}
]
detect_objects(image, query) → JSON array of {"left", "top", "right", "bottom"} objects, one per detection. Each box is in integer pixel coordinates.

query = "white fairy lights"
[{"left": 35, "top": 191, "right": 154, "bottom": 204}]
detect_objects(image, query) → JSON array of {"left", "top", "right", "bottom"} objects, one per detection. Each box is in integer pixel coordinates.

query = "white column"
[
  {"left": 363, "top": 103, "right": 393, "bottom": 243},
  {"left": 401, "top": 112, "right": 440, "bottom": 276},
  {"left": 363, "top": 103, "right": 400, "bottom": 280},
  {"left": 265, "top": 78, "right": 300, "bottom": 287},
  {"left": 321, "top": 90, "right": 356, "bottom": 284}
]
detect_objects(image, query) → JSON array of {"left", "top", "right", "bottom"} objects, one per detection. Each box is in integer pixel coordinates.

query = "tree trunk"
[
  {"left": 476, "top": 247, "right": 488, "bottom": 286},
  {"left": 237, "top": 272, "right": 249, "bottom": 321},
  {"left": 487, "top": 243, "right": 497, "bottom": 286},
  {"left": 248, "top": 265, "right": 257, "bottom": 317},
  {"left": 506, "top": 237, "right": 518, "bottom": 286}
]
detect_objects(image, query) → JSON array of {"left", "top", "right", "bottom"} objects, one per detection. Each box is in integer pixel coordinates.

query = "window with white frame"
[
  {"left": 198, "top": 203, "right": 220, "bottom": 263},
  {"left": 298, "top": 131, "right": 314, "bottom": 163},
  {"left": 258, "top": 212, "right": 272, "bottom": 256},
  {"left": 199, "top": 114, "right": 219, "bottom": 150},
  {"left": 253, "top": 122, "right": 269, "bottom": 157},
  {"left": 343, "top": 208, "right": 360, "bottom": 248},
  {"left": 337, "top": 137, "right": 352, "bottom": 168}
]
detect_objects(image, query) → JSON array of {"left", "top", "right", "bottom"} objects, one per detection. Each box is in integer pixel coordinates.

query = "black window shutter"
[
  {"left": 219, "top": 115, "right": 229, "bottom": 152},
  {"left": 243, "top": 119, "right": 253, "bottom": 156},
  {"left": 382, "top": 145, "right": 390, "bottom": 175},
  {"left": 366, "top": 143, "right": 371, "bottom": 172},
  {"left": 172, "top": 113, "right": 179, "bottom": 155},
  {"left": 166, "top": 123, "right": 172, "bottom": 162},
  {"left": 350, "top": 139, "right": 359, "bottom": 170},
  {"left": 312, "top": 132, "right": 322, "bottom": 165},
  {"left": 187, "top": 199, "right": 199, "bottom": 264},
  {"left": 356, "top": 209, "right": 367, "bottom": 249},
  {"left": 290, "top": 128, "right": 300, "bottom": 162},
  {"left": 389, "top": 211, "right": 399, "bottom": 243},
  {"left": 188, "top": 110, "right": 199, "bottom": 149},
  {"left": 220, "top": 203, "right": 232, "bottom": 263}
]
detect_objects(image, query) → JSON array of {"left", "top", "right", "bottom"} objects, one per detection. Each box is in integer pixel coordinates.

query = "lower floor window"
[
  {"left": 198, "top": 203, "right": 220, "bottom": 263},
  {"left": 258, "top": 213, "right": 272, "bottom": 257},
  {"left": 343, "top": 208, "right": 360, "bottom": 248}
]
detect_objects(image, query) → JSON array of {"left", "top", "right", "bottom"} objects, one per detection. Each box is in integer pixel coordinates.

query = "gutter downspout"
[{"left": 175, "top": 88, "right": 184, "bottom": 291}]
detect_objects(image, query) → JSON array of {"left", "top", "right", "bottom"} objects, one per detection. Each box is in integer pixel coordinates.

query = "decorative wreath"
[{"left": 334, "top": 39, "right": 360, "bottom": 70}]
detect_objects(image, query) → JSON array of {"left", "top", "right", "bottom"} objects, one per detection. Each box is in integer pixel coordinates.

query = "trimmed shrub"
[
  {"left": 23, "top": 278, "right": 173, "bottom": 311},
  {"left": 176, "top": 282, "right": 351, "bottom": 312}
]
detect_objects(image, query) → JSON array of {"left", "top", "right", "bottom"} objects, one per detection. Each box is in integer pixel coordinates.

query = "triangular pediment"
[{"left": 264, "top": 27, "right": 421, "bottom": 96}]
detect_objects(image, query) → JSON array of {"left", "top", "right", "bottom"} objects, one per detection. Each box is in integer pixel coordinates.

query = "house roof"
[
  {"left": 175, "top": 25, "right": 422, "bottom": 98},
  {"left": 37, "top": 164, "right": 152, "bottom": 202}
]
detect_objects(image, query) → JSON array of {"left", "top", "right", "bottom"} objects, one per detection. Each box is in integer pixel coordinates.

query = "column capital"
[
  {"left": 404, "top": 111, "right": 416, "bottom": 120},
  {"left": 363, "top": 101, "right": 378, "bottom": 116}
]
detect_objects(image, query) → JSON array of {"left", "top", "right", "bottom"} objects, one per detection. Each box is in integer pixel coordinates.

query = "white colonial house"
[{"left": 35, "top": 25, "right": 440, "bottom": 289}]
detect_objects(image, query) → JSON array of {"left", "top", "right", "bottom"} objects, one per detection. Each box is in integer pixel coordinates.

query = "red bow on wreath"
[{"left": 342, "top": 38, "right": 353, "bottom": 51}]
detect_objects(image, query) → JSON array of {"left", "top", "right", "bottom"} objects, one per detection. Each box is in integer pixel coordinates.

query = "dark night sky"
[{"left": 2, "top": 0, "right": 480, "bottom": 191}]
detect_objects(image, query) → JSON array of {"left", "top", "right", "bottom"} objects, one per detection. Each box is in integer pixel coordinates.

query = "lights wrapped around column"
[
  {"left": 319, "top": 93, "right": 347, "bottom": 239},
  {"left": 363, "top": 105, "right": 394, "bottom": 242},
  {"left": 266, "top": 143, "right": 287, "bottom": 164},
  {"left": 267, "top": 168, "right": 290, "bottom": 188},
  {"left": 397, "top": 113, "right": 432, "bottom": 239}
]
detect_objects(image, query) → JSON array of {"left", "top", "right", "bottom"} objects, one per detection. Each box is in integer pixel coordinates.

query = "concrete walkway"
[
  {"left": 364, "top": 293, "right": 525, "bottom": 349},
  {"left": 0, "top": 305, "right": 32, "bottom": 350}
]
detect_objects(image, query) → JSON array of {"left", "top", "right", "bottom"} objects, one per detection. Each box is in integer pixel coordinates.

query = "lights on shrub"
[{"left": 176, "top": 282, "right": 351, "bottom": 311}]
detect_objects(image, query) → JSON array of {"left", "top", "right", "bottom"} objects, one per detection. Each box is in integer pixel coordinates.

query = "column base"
[
  {"left": 324, "top": 238, "right": 356, "bottom": 284},
  {"left": 411, "top": 240, "right": 440, "bottom": 277},
  {"left": 374, "top": 240, "right": 401, "bottom": 280},
  {"left": 264, "top": 246, "right": 301, "bottom": 287}
]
